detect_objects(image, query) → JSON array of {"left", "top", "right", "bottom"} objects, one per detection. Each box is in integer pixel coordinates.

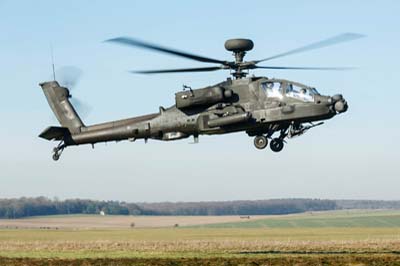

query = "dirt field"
[
  {"left": 1, "top": 227, "right": 400, "bottom": 259},
  {"left": 1, "top": 211, "right": 399, "bottom": 265},
  {"left": 1, "top": 255, "right": 400, "bottom": 266},
  {"left": 0, "top": 214, "right": 270, "bottom": 229},
  {"left": 1, "top": 210, "right": 397, "bottom": 229}
]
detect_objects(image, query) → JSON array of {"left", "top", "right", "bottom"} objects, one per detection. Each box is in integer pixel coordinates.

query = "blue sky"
[{"left": 0, "top": 1, "right": 399, "bottom": 201}]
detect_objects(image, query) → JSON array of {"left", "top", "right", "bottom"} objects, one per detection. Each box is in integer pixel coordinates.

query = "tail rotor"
[{"left": 54, "top": 66, "right": 92, "bottom": 118}]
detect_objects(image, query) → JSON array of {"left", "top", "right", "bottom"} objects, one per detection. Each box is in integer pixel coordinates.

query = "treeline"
[
  {"left": 2, "top": 197, "right": 400, "bottom": 219},
  {"left": 336, "top": 200, "right": 400, "bottom": 210},
  {"left": 0, "top": 197, "right": 141, "bottom": 219},
  {"left": 137, "top": 199, "right": 337, "bottom": 216},
  {"left": 0, "top": 197, "right": 336, "bottom": 219}
]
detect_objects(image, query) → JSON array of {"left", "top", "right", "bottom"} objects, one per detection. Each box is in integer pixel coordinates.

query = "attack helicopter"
[{"left": 39, "top": 33, "right": 363, "bottom": 161}]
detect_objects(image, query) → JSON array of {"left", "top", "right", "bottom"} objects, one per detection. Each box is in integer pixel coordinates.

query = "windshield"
[
  {"left": 285, "top": 83, "right": 318, "bottom": 102},
  {"left": 261, "top": 81, "right": 319, "bottom": 101},
  {"left": 261, "top": 81, "right": 283, "bottom": 99},
  {"left": 310, "top": 87, "right": 320, "bottom": 95}
]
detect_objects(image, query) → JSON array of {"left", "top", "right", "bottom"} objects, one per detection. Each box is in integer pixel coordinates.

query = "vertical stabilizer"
[{"left": 40, "top": 81, "right": 84, "bottom": 133}]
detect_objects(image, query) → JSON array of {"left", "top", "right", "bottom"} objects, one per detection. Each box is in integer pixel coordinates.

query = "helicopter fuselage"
[
  {"left": 40, "top": 76, "right": 347, "bottom": 154},
  {"left": 39, "top": 33, "right": 360, "bottom": 160}
]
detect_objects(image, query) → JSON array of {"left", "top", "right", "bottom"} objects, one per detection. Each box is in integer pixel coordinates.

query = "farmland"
[
  {"left": 197, "top": 209, "right": 400, "bottom": 228},
  {"left": 0, "top": 214, "right": 271, "bottom": 229},
  {"left": 0, "top": 210, "right": 400, "bottom": 265}
]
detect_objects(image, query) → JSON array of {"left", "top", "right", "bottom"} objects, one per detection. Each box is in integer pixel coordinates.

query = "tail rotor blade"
[
  {"left": 54, "top": 66, "right": 90, "bottom": 118},
  {"left": 56, "top": 66, "right": 83, "bottom": 90},
  {"left": 70, "top": 97, "right": 92, "bottom": 119}
]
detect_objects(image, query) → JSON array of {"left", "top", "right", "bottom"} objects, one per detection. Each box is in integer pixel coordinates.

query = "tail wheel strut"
[{"left": 52, "top": 141, "right": 66, "bottom": 161}]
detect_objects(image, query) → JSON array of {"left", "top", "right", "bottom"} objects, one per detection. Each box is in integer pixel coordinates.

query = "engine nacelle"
[{"left": 175, "top": 86, "right": 232, "bottom": 109}]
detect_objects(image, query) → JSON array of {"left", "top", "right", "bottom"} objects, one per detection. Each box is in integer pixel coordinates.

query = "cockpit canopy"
[{"left": 261, "top": 79, "right": 320, "bottom": 102}]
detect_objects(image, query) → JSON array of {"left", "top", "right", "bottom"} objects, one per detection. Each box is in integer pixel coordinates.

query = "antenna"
[{"left": 50, "top": 44, "right": 56, "bottom": 81}]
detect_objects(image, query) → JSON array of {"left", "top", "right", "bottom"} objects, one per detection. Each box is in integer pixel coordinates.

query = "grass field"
[
  {"left": 1, "top": 210, "right": 400, "bottom": 265},
  {"left": 197, "top": 209, "right": 400, "bottom": 228}
]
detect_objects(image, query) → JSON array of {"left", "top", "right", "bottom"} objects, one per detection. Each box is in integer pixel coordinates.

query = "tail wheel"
[
  {"left": 270, "top": 138, "right": 284, "bottom": 152},
  {"left": 254, "top": 136, "right": 268, "bottom": 149},
  {"left": 52, "top": 142, "right": 65, "bottom": 161}
]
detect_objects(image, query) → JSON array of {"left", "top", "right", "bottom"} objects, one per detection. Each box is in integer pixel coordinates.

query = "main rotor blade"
[
  {"left": 256, "top": 33, "right": 365, "bottom": 63},
  {"left": 255, "top": 66, "right": 355, "bottom": 71},
  {"left": 130, "top": 66, "right": 224, "bottom": 74},
  {"left": 105, "top": 37, "right": 227, "bottom": 65}
]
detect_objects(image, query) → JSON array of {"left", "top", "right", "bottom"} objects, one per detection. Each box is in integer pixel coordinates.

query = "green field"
[
  {"left": 1, "top": 210, "right": 400, "bottom": 265},
  {"left": 196, "top": 210, "right": 400, "bottom": 228}
]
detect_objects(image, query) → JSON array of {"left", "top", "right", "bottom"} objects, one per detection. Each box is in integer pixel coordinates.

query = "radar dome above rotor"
[{"left": 224, "top": 39, "right": 254, "bottom": 52}]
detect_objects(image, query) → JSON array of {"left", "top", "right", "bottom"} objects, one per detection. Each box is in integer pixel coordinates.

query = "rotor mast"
[{"left": 224, "top": 39, "right": 254, "bottom": 79}]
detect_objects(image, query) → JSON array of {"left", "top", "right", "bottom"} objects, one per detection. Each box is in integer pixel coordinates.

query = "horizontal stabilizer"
[{"left": 39, "top": 126, "right": 70, "bottom": 141}]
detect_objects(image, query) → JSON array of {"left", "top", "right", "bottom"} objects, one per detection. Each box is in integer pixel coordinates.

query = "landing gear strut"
[
  {"left": 52, "top": 141, "right": 65, "bottom": 161},
  {"left": 254, "top": 135, "right": 268, "bottom": 149},
  {"left": 250, "top": 121, "right": 319, "bottom": 152},
  {"left": 251, "top": 127, "right": 287, "bottom": 152}
]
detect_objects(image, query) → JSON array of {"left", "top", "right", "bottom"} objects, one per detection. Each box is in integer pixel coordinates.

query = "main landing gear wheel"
[
  {"left": 254, "top": 136, "right": 268, "bottom": 149},
  {"left": 270, "top": 138, "right": 284, "bottom": 152}
]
